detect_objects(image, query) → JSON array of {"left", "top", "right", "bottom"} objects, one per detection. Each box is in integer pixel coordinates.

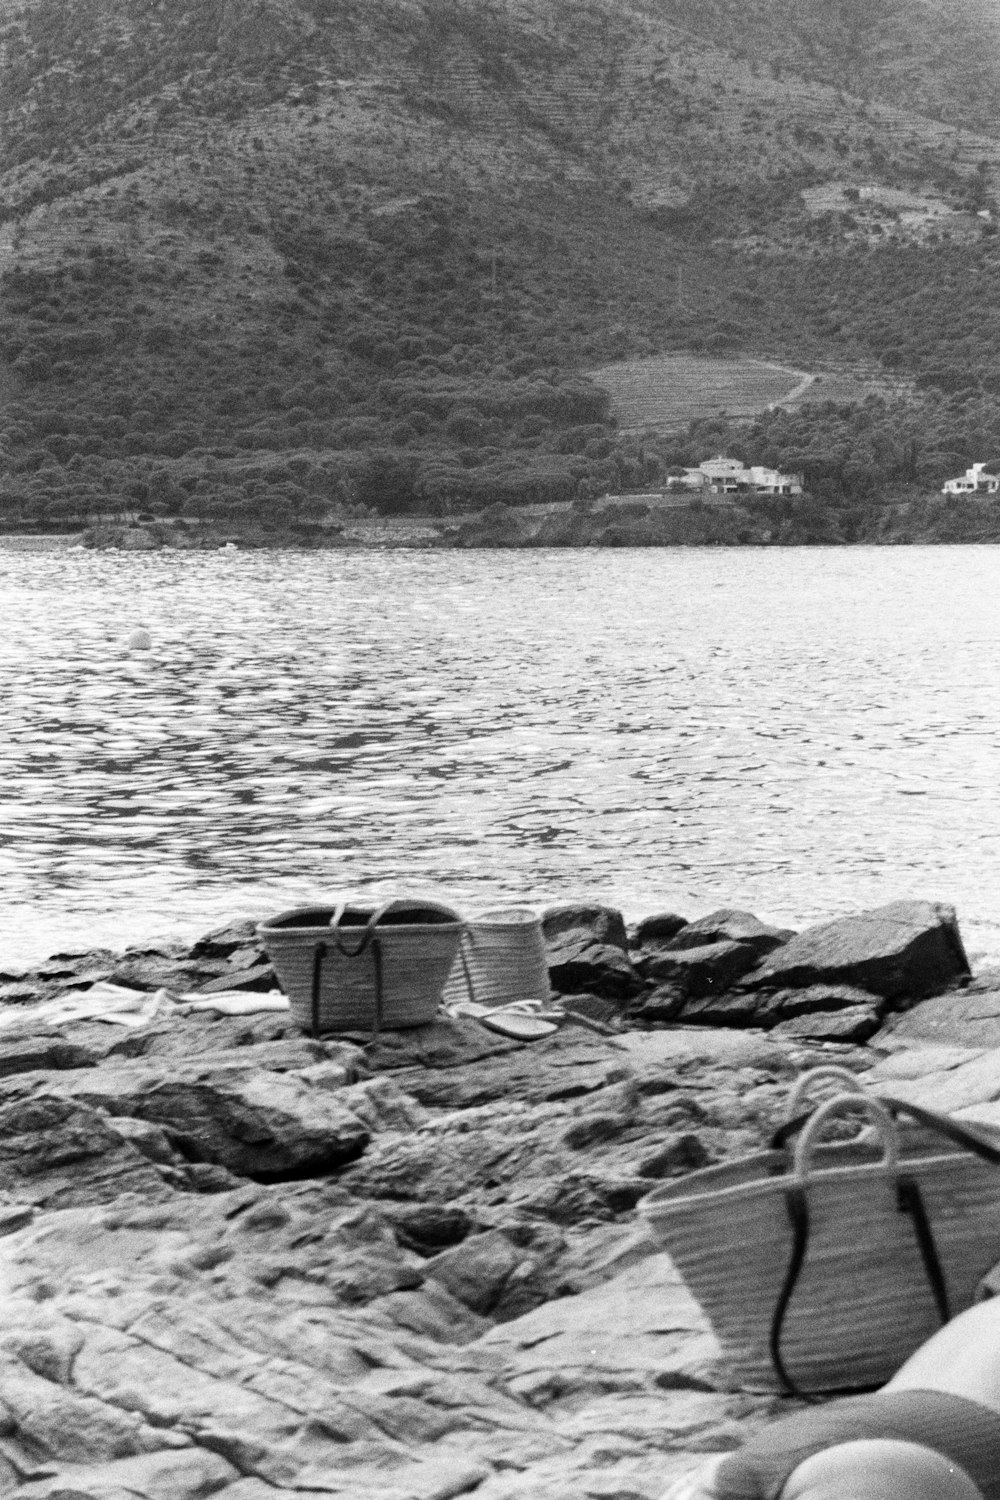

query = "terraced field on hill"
[
  {"left": 589, "top": 354, "right": 810, "bottom": 430},
  {"left": 590, "top": 353, "right": 914, "bottom": 431}
]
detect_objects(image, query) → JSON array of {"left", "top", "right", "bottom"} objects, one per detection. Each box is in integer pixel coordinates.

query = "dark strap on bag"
[
  {"left": 770, "top": 1185, "right": 812, "bottom": 1398},
  {"left": 457, "top": 929, "right": 477, "bottom": 1006},
  {"left": 770, "top": 1175, "right": 951, "bottom": 1400},
  {"left": 311, "top": 911, "right": 386, "bottom": 1038},
  {"left": 881, "top": 1097, "right": 1000, "bottom": 1163},
  {"left": 311, "top": 941, "right": 326, "bottom": 1039},
  {"left": 897, "top": 1175, "right": 951, "bottom": 1326}
]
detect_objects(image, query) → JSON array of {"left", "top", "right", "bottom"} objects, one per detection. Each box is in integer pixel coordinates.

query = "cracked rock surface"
[{"left": 0, "top": 905, "right": 989, "bottom": 1499}]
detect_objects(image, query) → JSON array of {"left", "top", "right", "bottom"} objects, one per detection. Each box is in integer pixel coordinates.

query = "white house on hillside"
[
  {"left": 666, "top": 456, "right": 803, "bottom": 497},
  {"left": 942, "top": 462, "right": 1000, "bottom": 496}
]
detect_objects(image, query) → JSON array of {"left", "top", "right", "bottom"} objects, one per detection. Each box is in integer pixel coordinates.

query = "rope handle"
[
  {"left": 328, "top": 898, "right": 462, "bottom": 958},
  {"left": 771, "top": 1082, "right": 1000, "bottom": 1161},
  {"left": 793, "top": 1093, "right": 899, "bottom": 1185},
  {"left": 771, "top": 1067, "right": 868, "bottom": 1151},
  {"left": 328, "top": 899, "right": 396, "bottom": 958},
  {"left": 785, "top": 1065, "right": 866, "bottom": 1119}
]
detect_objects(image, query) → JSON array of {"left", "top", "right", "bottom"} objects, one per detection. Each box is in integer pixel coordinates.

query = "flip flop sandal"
[
  {"left": 444, "top": 997, "right": 561, "bottom": 1019},
  {"left": 478, "top": 1010, "right": 559, "bottom": 1040},
  {"left": 442, "top": 1000, "right": 497, "bottom": 1020}
]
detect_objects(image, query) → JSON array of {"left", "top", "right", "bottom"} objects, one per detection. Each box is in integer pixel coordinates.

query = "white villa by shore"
[
  {"left": 942, "top": 462, "right": 1000, "bottom": 496},
  {"left": 665, "top": 456, "right": 804, "bottom": 496}
]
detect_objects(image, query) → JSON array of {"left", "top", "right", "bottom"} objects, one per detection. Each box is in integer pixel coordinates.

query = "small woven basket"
[
  {"left": 442, "top": 906, "right": 552, "bottom": 1009},
  {"left": 258, "top": 898, "right": 464, "bottom": 1035}
]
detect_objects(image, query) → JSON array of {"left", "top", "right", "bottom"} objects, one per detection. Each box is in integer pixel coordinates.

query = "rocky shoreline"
[{"left": 1, "top": 897, "right": 998, "bottom": 1499}]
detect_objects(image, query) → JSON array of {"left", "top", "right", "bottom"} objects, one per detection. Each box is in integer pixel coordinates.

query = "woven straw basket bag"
[
  {"left": 258, "top": 898, "right": 464, "bottom": 1035},
  {"left": 640, "top": 1082, "right": 1000, "bottom": 1396},
  {"left": 442, "top": 906, "right": 552, "bottom": 1009}
]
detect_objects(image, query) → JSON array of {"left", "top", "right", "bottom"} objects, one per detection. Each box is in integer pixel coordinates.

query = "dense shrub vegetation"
[{"left": 2, "top": 0, "right": 1000, "bottom": 540}]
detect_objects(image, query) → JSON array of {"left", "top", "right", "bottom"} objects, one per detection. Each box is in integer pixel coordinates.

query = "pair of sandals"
[{"left": 444, "top": 998, "right": 562, "bottom": 1040}]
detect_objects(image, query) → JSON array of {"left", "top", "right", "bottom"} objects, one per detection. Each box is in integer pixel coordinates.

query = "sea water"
[{"left": 3, "top": 543, "right": 1000, "bottom": 969}]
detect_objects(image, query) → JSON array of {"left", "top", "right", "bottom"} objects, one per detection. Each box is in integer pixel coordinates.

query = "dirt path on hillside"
[{"left": 766, "top": 363, "right": 815, "bottom": 406}]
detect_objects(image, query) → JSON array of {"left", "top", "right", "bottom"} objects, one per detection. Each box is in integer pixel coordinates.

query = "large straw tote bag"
[
  {"left": 441, "top": 907, "right": 552, "bottom": 1009},
  {"left": 640, "top": 1089, "right": 1000, "bottom": 1396},
  {"left": 258, "top": 899, "right": 464, "bottom": 1035}
]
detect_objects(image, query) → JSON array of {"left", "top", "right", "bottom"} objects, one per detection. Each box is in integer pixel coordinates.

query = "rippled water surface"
[{"left": 4, "top": 544, "right": 1000, "bottom": 968}]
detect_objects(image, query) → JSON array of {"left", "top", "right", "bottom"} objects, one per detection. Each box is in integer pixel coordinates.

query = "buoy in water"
[{"left": 127, "top": 628, "right": 152, "bottom": 650}]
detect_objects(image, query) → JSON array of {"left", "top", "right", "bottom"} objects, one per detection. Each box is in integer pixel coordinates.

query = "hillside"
[
  {"left": 647, "top": 0, "right": 1000, "bottom": 132},
  {"left": 3, "top": 0, "right": 1000, "bottom": 535}
]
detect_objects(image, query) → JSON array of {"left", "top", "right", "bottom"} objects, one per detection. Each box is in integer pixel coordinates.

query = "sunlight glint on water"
[{"left": 3, "top": 544, "right": 1000, "bottom": 969}]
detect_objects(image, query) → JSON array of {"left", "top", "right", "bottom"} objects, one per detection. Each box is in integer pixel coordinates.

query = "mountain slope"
[
  {"left": 646, "top": 0, "right": 1000, "bottom": 131},
  {"left": 2, "top": 0, "right": 1000, "bottom": 533}
]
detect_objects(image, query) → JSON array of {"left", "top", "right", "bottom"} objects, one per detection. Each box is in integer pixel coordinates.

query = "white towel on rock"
[{"left": 0, "top": 982, "right": 176, "bottom": 1030}]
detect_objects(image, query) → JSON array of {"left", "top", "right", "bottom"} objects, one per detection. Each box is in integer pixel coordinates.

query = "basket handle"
[
  {"left": 786, "top": 1065, "right": 866, "bottom": 1120},
  {"left": 771, "top": 1093, "right": 951, "bottom": 1399},
  {"left": 329, "top": 898, "right": 462, "bottom": 957},
  {"left": 770, "top": 1066, "right": 868, "bottom": 1152},
  {"left": 327, "top": 899, "right": 403, "bottom": 957},
  {"left": 793, "top": 1093, "right": 899, "bottom": 1184}
]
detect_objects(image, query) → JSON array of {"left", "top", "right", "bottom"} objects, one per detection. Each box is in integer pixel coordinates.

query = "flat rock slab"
[
  {"left": 868, "top": 1044, "right": 1000, "bottom": 1113},
  {"left": 613, "top": 1028, "right": 802, "bottom": 1074},
  {"left": 366, "top": 1023, "right": 634, "bottom": 1110},
  {"left": 474, "top": 1251, "right": 771, "bottom": 1500},
  {"left": 883, "top": 968, "right": 1000, "bottom": 1048},
  {"left": 744, "top": 900, "right": 971, "bottom": 1000},
  {"left": 481, "top": 1249, "right": 719, "bottom": 1383},
  {"left": 770, "top": 1005, "right": 882, "bottom": 1044}
]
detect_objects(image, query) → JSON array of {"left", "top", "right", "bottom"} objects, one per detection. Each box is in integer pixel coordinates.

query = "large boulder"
[
  {"left": 639, "top": 939, "right": 760, "bottom": 998},
  {"left": 542, "top": 905, "right": 643, "bottom": 999},
  {"left": 657, "top": 909, "right": 795, "bottom": 958},
  {"left": 630, "top": 912, "right": 689, "bottom": 947},
  {"left": 742, "top": 900, "right": 971, "bottom": 1001}
]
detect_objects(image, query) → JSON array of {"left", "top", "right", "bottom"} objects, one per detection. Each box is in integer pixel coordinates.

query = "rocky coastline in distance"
[
  {"left": 73, "top": 502, "right": 776, "bottom": 552},
  {"left": 67, "top": 485, "right": 998, "bottom": 553},
  {"left": 0, "top": 897, "right": 998, "bottom": 1500}
]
